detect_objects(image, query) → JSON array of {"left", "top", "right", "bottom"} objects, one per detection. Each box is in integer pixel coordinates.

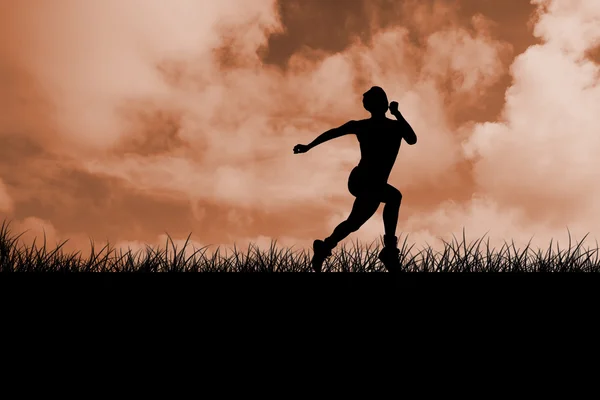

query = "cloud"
[
  {"left": 462, "top": 0, "right": 600, "bottom": 246},
  {"left": 1, "top": 0, "right": 283, "bottom": 154},
  {"left": 0, "top": 179, "right": 13, "bottom": 213},
  {"left": 6, "top": 217, "right": 60, "bottom": 249}
]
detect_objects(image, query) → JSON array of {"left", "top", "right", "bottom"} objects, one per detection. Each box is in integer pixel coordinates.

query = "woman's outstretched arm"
[
  {"left": 308, "top": 120, "right": 358, "bottom": 149},
  {"left": 294, "top": 120, "right": 358, "bottom": 154}
]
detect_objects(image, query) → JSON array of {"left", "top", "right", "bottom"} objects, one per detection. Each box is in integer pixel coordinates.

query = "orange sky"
[{"left": 1, "top": 0, "right": 599, "bottom": 256}]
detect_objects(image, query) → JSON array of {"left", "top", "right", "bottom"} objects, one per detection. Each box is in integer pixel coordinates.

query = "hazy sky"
[{"left": 1, "top": 0, "right": 599, "bottom": 256}]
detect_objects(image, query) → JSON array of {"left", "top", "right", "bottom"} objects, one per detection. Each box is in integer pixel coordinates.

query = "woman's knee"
[{"left": 386, "top": 188, "right": 402, "bottom": 205}]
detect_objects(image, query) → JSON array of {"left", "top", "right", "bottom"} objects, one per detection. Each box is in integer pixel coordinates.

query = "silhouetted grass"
[{"left": 1, "top": 220, "right": 599, "bottom": 272}]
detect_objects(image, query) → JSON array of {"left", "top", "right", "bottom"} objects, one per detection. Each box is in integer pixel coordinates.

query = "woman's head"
[{"left": 362, "top": 86, "right": 389, "bottom": 114}]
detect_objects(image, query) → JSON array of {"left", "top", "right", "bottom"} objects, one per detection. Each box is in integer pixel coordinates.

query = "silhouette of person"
[{"left": 293, "top": 86, "right": 417, "bottom": 272}]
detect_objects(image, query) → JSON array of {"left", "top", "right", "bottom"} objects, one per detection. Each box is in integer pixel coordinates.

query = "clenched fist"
[
  {"left": 389, "top": 101, "right": 399, "bottom": 114},
  {"left": 293, "top": 144, "right": 310, "bottom": 154}
]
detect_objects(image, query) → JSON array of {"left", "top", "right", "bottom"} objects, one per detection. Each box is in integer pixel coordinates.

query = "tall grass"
[{"left": 0, "top": 220, "right": 599, "bottom": 272}]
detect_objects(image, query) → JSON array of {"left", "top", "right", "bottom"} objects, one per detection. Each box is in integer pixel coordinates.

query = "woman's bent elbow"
[{"left": 406, "top": 136, "right": 417, "bottom": 145}]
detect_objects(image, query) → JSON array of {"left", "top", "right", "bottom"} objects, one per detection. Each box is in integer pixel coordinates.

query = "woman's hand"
[{"left": 293, "top": 144, "right": 310, "bottom": 154}]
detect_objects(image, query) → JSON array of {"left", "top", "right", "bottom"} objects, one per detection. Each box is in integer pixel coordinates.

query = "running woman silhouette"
[{"left": 293, "top": 86, "right": 417, "bottom": 272}]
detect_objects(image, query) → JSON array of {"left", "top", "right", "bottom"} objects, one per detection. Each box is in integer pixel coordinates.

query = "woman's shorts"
[{"left": 348, "top": 167, "right": 386, "bottom": 198}]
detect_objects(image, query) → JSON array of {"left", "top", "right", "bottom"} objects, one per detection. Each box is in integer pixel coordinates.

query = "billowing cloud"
[{"left": 461, "top": 0, "right": 600, "bottom": 248}]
